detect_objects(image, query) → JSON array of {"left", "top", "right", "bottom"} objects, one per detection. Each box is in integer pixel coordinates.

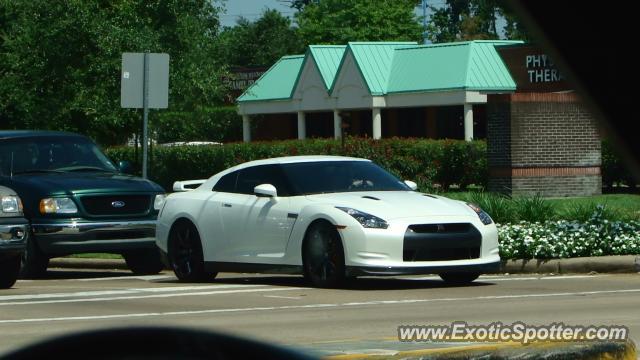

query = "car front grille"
[
  {"left": 403, "top": 223, "right": 481, "bottom": 262},
  {"left": 80, "top": 195, "right": 151, "bottom": 216}
]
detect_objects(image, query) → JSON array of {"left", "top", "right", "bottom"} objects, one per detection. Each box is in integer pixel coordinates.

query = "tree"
[
  {"left": 215, "top": 9, "right": 303, "bottom": 67},
  {"left": 295, "top": 0, "right": 423, "bottom": 45},
  {"left": 426, "top": 0, "right": 529, "bottom": 43},
  {"left": 0, "top": 0, "right": 226, "bottom": 145}
]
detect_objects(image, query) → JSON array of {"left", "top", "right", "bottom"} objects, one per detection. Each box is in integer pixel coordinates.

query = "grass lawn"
[
  {"left": 439, "top": 192, "right": 640, "bottom": 222},
  {"left": 67, "top": 253, "right": 123, "bottom": 259},
  {"left": 547, "top": 194, "right": 640, "bottom": 218}
]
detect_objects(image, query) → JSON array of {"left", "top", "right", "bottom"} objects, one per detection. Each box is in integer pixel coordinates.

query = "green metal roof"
[
  {"left": 339, "top": 42, "right": 418, "bottom": 95},
  {"left": 387, "top": 40, "right": 521, "bottom": 94},
  {"left": 237, "top": 40, "right": 522, "bottom": 103},
  {"left": 308, "top": 45, "right": 346, "bottom": 90},
  {"left": 237, "top": 55, "right": 305, "bottom": 102}
]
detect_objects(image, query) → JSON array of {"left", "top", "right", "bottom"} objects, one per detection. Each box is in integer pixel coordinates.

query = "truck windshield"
[{"left": 0, "top": 136, "right": 117, "bottom": 175}]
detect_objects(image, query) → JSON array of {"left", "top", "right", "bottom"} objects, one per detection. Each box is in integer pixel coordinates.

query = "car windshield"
[
  {"left": 281, "top": 161, "right": 411, "bottom": 195},
  {"left": 0, "top": 136, "right": 117, "bottom": 175}
]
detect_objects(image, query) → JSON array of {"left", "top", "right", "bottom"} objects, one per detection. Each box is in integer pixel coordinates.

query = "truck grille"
[
  {"left": 80, "top": 195, "right": 151, "bottom": 216},
  {"left": 403, "top": 223, "right": 481, "bottom": 262}
]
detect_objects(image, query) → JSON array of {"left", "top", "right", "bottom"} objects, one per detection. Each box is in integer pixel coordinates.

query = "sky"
[
  {"left": 218, "top": 0, "right": 505, "bottom": 37},
  {"left": 219, "top": 0, "right": 297, "bottom": 27}
]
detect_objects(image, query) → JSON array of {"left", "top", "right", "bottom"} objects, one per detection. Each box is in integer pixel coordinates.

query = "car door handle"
[{"left": 223, "top": 203, "right": 232, "bottom": 208}]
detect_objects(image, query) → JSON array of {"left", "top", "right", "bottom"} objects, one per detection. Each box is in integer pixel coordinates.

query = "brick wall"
[{"left": 487, "top": 92, "right": 601, "bottom": 197}]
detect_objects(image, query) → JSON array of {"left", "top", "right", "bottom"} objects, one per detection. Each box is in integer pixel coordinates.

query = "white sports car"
[{"left": 156, "top": 156, "right": 500, "bottom": 287}]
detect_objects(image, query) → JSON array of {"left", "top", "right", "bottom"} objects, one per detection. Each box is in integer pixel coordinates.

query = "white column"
[
  {"left": 372, "top": 107, "right": 382, "bottom": 140},
  {"left": 333, "top": 110, "right": 342, "bottom": 139},
  {"left": 464, "top": 103, "right": 473, "bottom": 141},
  {"left": 242, "top": 115, "right": 251, "bottom": 142},
  {"left": 297, "top": 111, "right": 306, "bottom": 140}
]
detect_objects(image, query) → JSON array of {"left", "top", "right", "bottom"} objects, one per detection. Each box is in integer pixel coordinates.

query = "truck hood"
[
  {"left": 305, "top": 191, "right": 476, "bottom": 220},
  {"left": 6, "top": 172, "right": 163, "bottom": 196}
]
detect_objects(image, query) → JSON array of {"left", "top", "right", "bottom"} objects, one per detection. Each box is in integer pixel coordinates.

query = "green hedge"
[
  {"left": 105, "top": 138, "right": 487, "bottom": 191},
  {"left": 602, "top": 139, "right": 637, "bottom": 188},
  {"left": 153, "top": 106, "right": 243, "bottom": 143}
]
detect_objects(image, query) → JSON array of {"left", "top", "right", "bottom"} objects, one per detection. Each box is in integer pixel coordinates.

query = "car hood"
[
  {"left": 7, "top": 172, "right": 163, "bottom": 196},
  {"left": 305, "top": 191, "right": 475, "bottom": 220}
]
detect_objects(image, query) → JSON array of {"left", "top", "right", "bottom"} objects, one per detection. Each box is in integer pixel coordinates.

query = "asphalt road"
[{"left": 0, "top": 269, "right": 638, "bottom": 357}]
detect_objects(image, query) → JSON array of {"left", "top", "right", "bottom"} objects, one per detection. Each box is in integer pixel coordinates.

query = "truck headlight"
[
  {"left": 1, "top": 195, "right": 22, "bottom": 214},
  {"left": 336, "top": 207, "right": 388, "bottom": 229},
  {"left": 466, "top": 203, "right": 493, "bottom": 225},
  {"left": 40, "top": 197, "right": 78, "bottom": 214},
  {"left": 153, "top": 194, "right": 166, "bottom": 211}
]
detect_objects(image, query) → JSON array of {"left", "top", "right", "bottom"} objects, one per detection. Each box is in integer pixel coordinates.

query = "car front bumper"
[
  {"left": 31, "top": 219, "right": 156, "bottom": 254},
  {"left": 0, "top": 217, "right": 28, "bottom": 255},
  {"left": 336, "top": 215, "right": 500, "bottom": 274},
  {"left": 347, "top": 259, "right": 501, "bottom": 276}
]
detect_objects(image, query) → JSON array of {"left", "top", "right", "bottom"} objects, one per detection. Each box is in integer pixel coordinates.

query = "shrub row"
[
  {"left": 602, "top": 139, "right": 638, "bottom": 188},
  {"left": 105, "top": 138, "right": 487, "bottom": 191},
  {"left": 153, "top": 106, "right": 243, "bottom": 143},
  {"left": 498, "top": 206, "right": 640, "bottom": 259}
]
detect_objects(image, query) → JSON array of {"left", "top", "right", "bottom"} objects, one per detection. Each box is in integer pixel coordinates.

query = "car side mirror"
[
  {"left": 118, "top": 161, "right": 133, "bottom": 174},
  {"left": 404, "top": 180, "right": 418, "bottom": 191},
  {"left": 254, "top": 184, "right": 277, "bottom": 198}
]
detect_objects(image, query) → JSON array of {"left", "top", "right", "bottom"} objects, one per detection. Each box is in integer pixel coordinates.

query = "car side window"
[
  {"left": 236, "top": 165, "right": 291, "bottom": 196},
  {"left": 212, "top": 171, "right": 238, "bottom": 193}
]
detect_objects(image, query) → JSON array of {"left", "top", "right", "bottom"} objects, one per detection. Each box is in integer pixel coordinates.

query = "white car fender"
[{"left": 283, "top": 203, "right": 359, "bottom": 264}]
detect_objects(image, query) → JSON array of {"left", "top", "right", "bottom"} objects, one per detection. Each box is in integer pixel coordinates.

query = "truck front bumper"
[
  {"left": 32, "top": 220, "right": 156, "bottom": 254},
  {"left": 0, "top": 217, "right": 28, "bottom": 256}
]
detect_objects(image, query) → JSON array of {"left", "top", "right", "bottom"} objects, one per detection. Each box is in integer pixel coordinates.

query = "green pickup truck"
[
  {"left": 0, "top": 185, "right": 27, "bottom": 288},
  {"left": 0, "top": 131, "right": 165, "bottom": 278}
]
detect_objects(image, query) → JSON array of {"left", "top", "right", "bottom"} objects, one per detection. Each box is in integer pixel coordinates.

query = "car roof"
[
  {"left": 233, "top": 155, "right": 369, "bottom": 169},
  {"left": 206, "top": 155, "right": 370, "bottom": 184},
  {"left": 0, "top": 130, "right": 86, "bottom": 140}
]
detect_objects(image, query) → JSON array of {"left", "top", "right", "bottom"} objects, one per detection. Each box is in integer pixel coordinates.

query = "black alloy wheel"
[
  {"left": 168, "top": 221, "right": 216, "bottom": 282},
  {"left": 302, "top": 221, "right": 346, "bottom": 288}
]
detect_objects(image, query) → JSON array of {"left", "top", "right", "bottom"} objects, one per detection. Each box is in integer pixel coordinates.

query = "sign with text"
[{"left": 497, "top": 45, "right": 571, "bottom": 92}]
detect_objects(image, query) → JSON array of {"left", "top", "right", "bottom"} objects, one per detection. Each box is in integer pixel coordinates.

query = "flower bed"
[{"left": 498, "top": 206, "right": 640, "bottom": 259}]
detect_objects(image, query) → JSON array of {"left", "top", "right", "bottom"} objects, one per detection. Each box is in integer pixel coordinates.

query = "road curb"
[
  {"left": 499, "top": 255, "right": 640, "bottom": 274},
  {"left": 49, "top": 255, "right": 640, "bottom": 274},
  {"left": 325, "top": 340, "right": 637, "bottom": 360}
]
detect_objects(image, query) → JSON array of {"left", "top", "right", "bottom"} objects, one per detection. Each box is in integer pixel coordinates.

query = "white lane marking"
[
  {"left": 74, "top": 275, "right": 173, "bottom": 282},
  {"left": 1, "top": 288, "right": 639, "bottom": 324},
  {"left": 263, "top": 295, "right": 304, "bottom": 300},
  {"left": 0, "top": 287, "right": 307, "bottom": 306},
  {"left": 398, "top": 275, "right": 607, "bottom": 281},
  {"left": 0, "top": 284, "right": 262, "bottom": 302}
]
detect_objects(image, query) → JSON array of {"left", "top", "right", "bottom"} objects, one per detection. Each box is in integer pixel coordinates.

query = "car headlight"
[
  {"left": 466, "top": 203, "right": 493, "bottom": 225},
  {"left": 40, "top": 197, "right": 78, "bottom": 214},
  {"left": 336, "top": 207, "right": 388, "bottom": 229},
  {"left": 153, "top": 194, "right": 166, "bottom": 211},
  {"left": 1, "top": 195, "right": 23, "bottom": 214}
]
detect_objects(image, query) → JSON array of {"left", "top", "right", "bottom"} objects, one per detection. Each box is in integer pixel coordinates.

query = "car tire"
[
  {"left": 20, "top": 232, "right": 49, "bottom": 279},
  {"left": 124, "top": 249, "right": 164, "bottom": 275},
  {"left": 302, "top": 221, "right": 346, "bottom": 288},
  {"left": 0, "top": 255, "right": 21, "bottom": 289},
  {"left": 439, "top": 272, "right": 480, "bottom": 285},
  {"left": 168, "top": 221, "right": 216, "bottom": 282}
]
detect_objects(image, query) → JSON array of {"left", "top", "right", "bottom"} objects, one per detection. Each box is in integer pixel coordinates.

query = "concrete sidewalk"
[{"left": 48, "top": 255, "right": 640, "bottom": 274}]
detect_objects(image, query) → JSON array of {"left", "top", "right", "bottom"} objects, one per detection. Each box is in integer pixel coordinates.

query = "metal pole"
[{"left": 142, "top": 52, "right": 149, "bottom": 179}]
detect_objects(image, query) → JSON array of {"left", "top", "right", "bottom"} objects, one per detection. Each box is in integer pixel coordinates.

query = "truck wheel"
[
  {"left": 124, "top": 249, "right": 164, "bottom": 275},
  {"left": 20, "top": 232, "right": 49, "bottom": 279},
  {"left": 0, "top": 255, "right": 21, "bottom": 289}
]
